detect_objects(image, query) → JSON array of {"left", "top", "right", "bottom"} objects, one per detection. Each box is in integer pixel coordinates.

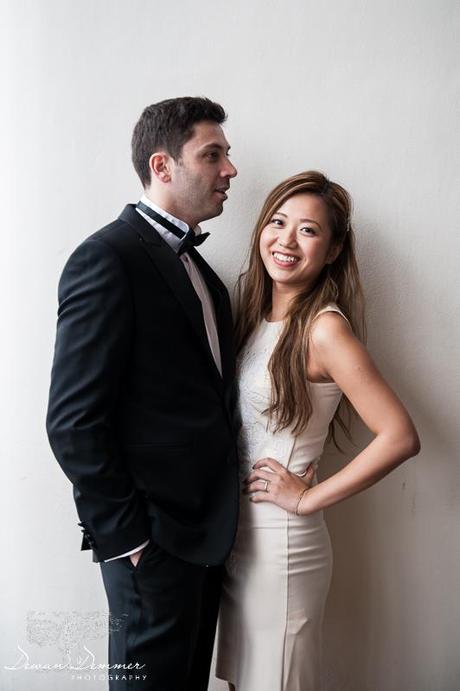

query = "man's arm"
[{"left": 46, "top": 238, "right": 150, "bottom": 561}]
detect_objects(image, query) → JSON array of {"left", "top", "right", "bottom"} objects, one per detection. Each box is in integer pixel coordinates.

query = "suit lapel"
[{"left": 119, "top": 205, "right": 225, "bottom": 389}]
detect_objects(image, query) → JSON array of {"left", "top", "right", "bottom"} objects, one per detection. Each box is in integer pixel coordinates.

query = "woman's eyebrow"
[{"left": 273, "top": 212, "right": 322, "bottom": 229}]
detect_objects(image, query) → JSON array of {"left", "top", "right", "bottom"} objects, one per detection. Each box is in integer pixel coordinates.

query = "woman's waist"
[
  {"left": 239, "top": 447, "right": 322, "bottom": 476},
  {"left": 237, "top": 494, "right": 325, "bottom": 529},
  {"left": 237, "top": 420, "right": 328, "bottom": 471}
]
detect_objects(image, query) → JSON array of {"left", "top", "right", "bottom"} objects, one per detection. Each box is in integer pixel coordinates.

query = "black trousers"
[{"left": 99, "top": 540, "right": 223, "bottom": 691}]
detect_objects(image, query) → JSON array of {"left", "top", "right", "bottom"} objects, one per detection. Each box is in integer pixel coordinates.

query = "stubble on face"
[{"left": 168, "top": 121, "right": 236, "bottom": 227}]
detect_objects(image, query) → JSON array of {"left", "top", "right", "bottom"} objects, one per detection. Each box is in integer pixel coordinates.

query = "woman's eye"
[
  {"left": 300, "top": 226, "right": 316, "bottom": 235},
  {"left": 270, "top": 218, "right": 283, "bottom": 226}
]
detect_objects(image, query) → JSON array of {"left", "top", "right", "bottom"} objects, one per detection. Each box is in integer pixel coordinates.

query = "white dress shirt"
[{"left": 104, "top": 197, "right": 222, "bottom": 562}]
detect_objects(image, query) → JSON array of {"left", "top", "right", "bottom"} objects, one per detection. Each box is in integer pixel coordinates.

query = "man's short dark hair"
[{"left": 131, "top": 96, "right": 227, "bottom": 188}]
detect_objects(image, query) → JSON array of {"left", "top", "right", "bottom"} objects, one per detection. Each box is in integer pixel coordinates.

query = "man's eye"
[{"left": 206, "top": 152, "right": 219, "bottom": 160}]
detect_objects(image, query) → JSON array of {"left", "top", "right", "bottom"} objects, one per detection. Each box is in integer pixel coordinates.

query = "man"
[{"left": 46, "top": 97, "right": 239, "bottom": 690}]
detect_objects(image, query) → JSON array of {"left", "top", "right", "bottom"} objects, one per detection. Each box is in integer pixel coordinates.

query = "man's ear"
[
  {"left": 149, "top": 152, "right": 172, "bottom": 183},
  {"left": 326, "top": 242, "right": 343, "bottom": 265}
]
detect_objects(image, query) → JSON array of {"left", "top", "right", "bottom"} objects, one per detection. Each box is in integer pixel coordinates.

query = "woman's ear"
[{"left": 326, "top": 242, "right": 343, "bottom": 265}]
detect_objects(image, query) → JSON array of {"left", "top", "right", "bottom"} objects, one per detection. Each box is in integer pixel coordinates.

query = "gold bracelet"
[{"left": 295, "top": 488, "right": 308, "bottom": 516}]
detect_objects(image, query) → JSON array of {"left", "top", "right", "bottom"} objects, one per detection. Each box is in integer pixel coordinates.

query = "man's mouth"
[
  {"left": 272, "top": 251, "right": 300, "bottom": 266},
  {"left": 215, "top": 186, "right": 229, "bottom": 200}
]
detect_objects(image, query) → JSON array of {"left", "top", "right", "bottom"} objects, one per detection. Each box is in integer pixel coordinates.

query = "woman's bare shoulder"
[{"left": 310, "top": 309, "right": 354, "bottom": 350}]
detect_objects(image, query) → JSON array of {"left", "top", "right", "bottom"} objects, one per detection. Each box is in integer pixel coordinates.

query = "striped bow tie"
[{"left": 137, "top": 201, "right": 210, "bottom": 256}]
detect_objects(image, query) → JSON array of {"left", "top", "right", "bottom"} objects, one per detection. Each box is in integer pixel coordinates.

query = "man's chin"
[{"left": 200, "top": 204, "right": 224, "bottom": 223}]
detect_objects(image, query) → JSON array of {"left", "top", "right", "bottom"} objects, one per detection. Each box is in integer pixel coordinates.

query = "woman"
[{"left": 216, "top": 171, "right": 420, "bottom": 691}]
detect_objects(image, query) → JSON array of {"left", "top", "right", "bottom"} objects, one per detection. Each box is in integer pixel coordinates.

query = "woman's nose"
[{"left": 278, "top": 229, "right": 297, "bottom": 248}]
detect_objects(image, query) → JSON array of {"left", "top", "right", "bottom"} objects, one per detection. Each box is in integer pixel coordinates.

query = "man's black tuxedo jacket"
[{"left": 46, "top": 205, "right": 240, "bottom": 565}]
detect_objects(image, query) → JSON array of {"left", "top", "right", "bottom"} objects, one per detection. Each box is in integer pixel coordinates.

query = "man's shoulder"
[
  {"left": 60, "top": 209, "right": 140, "bottom": 278},
  {"left": 85, "top": 212, "right": 135, "bottom": 249},
  {"left": 68, "top": 207, "right": 142, "bottom": 262}
]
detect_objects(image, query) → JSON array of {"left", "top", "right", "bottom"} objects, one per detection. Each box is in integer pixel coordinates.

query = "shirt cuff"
[{"left": 103, "top": 540, "right": 150, "bottom": 562}]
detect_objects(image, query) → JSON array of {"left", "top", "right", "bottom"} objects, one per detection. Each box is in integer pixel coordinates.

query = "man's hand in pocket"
[{"left": 129, "top": 547, "right": 145, "bottom": 567}]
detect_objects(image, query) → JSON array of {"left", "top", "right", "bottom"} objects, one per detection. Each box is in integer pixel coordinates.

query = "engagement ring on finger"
[{"left": 263, "top": 480, "right": 269, "bottom": 492}]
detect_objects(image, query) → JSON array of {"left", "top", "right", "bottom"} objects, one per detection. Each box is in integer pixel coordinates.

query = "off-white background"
[{"left": 1, "top": 1, "right": 459, "bottom": 690}]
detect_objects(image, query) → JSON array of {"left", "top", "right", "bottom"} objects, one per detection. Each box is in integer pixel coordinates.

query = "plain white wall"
[{"left": 1, "top": 1, "right": 459, "bottom": 689}]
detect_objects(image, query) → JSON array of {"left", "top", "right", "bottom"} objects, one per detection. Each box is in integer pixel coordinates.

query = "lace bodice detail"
[{"left": 236, "top": 305, "right": 349, "bottom": 480}]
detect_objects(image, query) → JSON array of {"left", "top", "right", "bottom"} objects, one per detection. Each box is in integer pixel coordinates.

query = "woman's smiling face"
[{"left": 259, "top": 192, "right": 340, "bottom": 295}]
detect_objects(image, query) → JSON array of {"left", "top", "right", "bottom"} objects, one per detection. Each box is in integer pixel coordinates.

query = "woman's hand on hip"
[{"left": 243, "top": 457, "right": 315, "bottom": 514}]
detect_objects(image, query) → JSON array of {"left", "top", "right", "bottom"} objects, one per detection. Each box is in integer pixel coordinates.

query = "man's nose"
[{"left": 222, "top": 159, "right": 237, "bottom": 178}]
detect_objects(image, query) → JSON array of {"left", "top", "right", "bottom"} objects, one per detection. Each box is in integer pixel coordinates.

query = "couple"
[{"left": 46, "top": 97, "right": 420, "bottom": 691}]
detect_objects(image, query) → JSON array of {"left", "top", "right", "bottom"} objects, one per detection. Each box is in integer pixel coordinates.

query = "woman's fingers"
[
  {"left": 243, "top": 470, "right": 277, "bottom": 495},
  {"left": 249, "top": 490, "right": 273, "bottom": 503},
  {"left": 253, "top": 457, "right": 284, "bottom": 472},
  {"left": 244, "top": 479, "right": 272, "bottom": 494},
  {"left": 243, "top": 459, "right": 316, "bottom": 511},
  {"left": 244, "top": 468, "right": 277, "bottom": 485},
  {"left": 247, "top": 460, "right": 315, "bottom": 485}
]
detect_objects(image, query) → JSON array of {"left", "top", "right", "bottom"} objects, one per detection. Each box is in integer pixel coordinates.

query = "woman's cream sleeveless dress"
[{"left": 216, "top": 304, "right": 350, "bottom": 691}]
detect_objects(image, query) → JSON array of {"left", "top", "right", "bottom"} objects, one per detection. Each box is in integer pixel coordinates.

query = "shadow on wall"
[{"left": 320, "top": 215, "right": 449, "bottom": 690}]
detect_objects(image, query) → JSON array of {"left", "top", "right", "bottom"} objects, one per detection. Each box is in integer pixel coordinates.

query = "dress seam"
[{"left": 281, "top": 509, "right": 290, "bottom": 691}]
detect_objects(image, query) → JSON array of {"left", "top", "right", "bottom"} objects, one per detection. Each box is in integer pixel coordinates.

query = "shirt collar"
[{"left": 136, "top": 195, "right": 202, "bottom": 254}]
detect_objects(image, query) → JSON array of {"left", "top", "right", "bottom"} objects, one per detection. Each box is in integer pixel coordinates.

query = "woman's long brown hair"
[{"left": 235, "top": 171, "right": 366, "bottom": 448}]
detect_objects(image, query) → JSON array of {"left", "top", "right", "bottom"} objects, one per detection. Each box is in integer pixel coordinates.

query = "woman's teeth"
[{"left": 272, "top": 252, "right": 299, "bottom": 264}]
